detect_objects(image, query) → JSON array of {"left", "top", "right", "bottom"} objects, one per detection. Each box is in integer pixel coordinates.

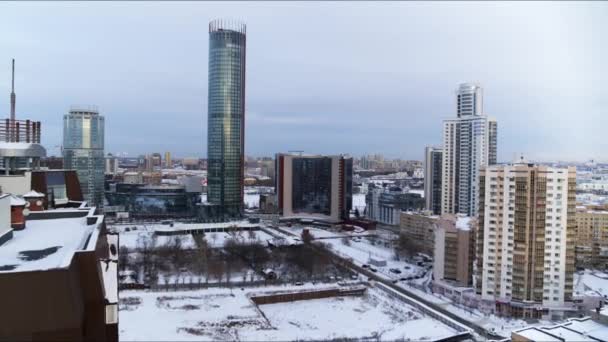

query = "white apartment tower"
[
  {"left": 441, "top": 83, "right": 497, "bottom": 217},
  {"left": 476, "top": 161, "right": 576, "bottom": 318}
]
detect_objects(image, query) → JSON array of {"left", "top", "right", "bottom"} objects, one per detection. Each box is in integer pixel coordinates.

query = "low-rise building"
[
  {"left": 512, "top": 317, "right": 608, "bottom": 342},
  {"left": 0, "top": 204, "right": 117, "bottom": 340},
  {"left": 434, "top": 214, "right": 476, "bottom": 287},
  {"left": 367, "top": 184, "right": 424, "bottom": 226}
]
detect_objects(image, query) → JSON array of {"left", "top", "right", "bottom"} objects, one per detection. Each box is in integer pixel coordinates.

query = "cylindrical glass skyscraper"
[{"left": 206, "top": 20, "right": 246, "bottom": 219}]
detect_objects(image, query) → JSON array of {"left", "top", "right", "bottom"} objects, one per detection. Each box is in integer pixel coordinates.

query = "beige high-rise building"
[
  {"left": 164, "top": 152, "right": 172, "bottom": 168},
  {"left": 575, "top": 207, "right": 608, "bottom": 268},
  {"left": 476, "top": 162, "right": 576, "bottom": 318},
  {"left": 434, "top": 214, "right": 476, "bottom": 287}
]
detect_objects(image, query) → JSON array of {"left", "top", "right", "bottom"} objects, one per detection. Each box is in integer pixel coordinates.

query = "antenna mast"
[{"left": 10, "top": 59, "right": 16, "bottom": 141}]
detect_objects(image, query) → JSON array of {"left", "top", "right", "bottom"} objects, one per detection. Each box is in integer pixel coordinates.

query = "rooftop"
[
  {"left": 0, "top": 208, "right": 102, "bottom": 273},
  {"left": 513, "top": 317, "right": 608, "bottom": 342}
]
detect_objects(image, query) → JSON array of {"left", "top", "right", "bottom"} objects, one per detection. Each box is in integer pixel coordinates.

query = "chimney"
[{"left": 9, "top": 195, "right": 26, "bottom": 230}]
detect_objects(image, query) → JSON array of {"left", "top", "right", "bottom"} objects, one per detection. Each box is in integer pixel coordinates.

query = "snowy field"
[
  {"left": 115, "top": 225, "right": 274, "bottom": 250},
  {"left": 119, "top": 285, "right": 460, "bottom": 341}
]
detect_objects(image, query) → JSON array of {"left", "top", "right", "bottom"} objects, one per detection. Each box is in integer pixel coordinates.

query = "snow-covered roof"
[
  {"left": 455, "top": 216, "right": 472, "bottom": 231},
  {"left": 9, "top": 195, "right": 26, "bottom": 206},
  {"left": 23, "top": 190, "right": 45, "bottom": 198},
  {"left": 0, "top": 210, "right": 102, "bottom": 273},
  {"left": 154, "top": 220, "right": 259, "bottom": 233}
]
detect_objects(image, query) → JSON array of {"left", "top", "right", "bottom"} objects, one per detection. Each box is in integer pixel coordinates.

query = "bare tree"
[{"left": 137, "top": 234, "right": 157, "bottom": 282}]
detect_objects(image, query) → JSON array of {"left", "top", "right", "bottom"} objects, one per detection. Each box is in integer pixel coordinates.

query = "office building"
[
  {"left": 441, "top": 83, "right": 497, "bottom": 217},
  {"left": 63, "top": 107, "right": 105, "bottom": 207},
  {"left": 206, "top": 20, "right": 246, "bottom": 219},
  {"left": 434, "top": 214, "right": 476, "bottom": 287},
  {"left": 476, "top": 162, "right": 576, "bottom": 318},
  {"left": 276, "top": 153, "right": 352, "bottom": 222},
  {"left": 366, "top": 184, "right": 424, "bottom": 225},
  {"left": 424, "top": 146, "right": 443, "bottom": 215}
]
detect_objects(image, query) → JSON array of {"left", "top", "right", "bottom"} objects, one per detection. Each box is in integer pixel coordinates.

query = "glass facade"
[
  {"left": 63, "top": 108, "right": 105, "bottom": 207},
  {"left": 292, "top": 157, "right": 333, "bottom": 215},
  {"left": 206, "top": 21, "right": 246, "bottom": 218}
]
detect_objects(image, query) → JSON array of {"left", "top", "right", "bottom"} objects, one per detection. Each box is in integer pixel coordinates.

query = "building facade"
[
  {"left": 476, "top": 162, "right": 576, "bottom": 318},
  {"left": 575, "top": 207, "right": 608, "bottom": 268},
  {"left": 441, "top": 83, "right": 497, "bottom": 217},
  {"left": 206, "top": 20, "right": 247, "bottom": 219},
  {"left": 276, "top": 153, "right": 352, "bottom": 222},
  {"left": 399, "top": 211, "right": 437, "bottom": 257},
  {"left": 105, "top": 153, "right": 118, "bottom": 175},
  {"left": 366, "top": 184, "right": 425, "bottom": 226},
  {"left": 63, "top": 107, "right": 105, "bottom": 207},
  {"left": 164, "top": 152, "right": 171, "bottom": 168},
  {"left": 424, "top": 146, "right": 443, "bottom": 215},
  {"left": 434, "top": 214, "right": 476, "bottom": 287}
]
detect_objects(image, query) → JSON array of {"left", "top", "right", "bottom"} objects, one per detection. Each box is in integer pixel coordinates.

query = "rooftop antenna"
[{"left": 10, "top": 59, "right": 15, "bottom": 123}]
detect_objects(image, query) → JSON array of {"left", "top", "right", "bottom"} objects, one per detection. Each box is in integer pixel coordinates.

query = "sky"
[{"left": 0, "top": 1, "right": 606, "bottom": 162}]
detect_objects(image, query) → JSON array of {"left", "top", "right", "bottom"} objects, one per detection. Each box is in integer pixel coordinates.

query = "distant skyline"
[{"left": 0, "top": 2, "right": 606, "bottom": 162}]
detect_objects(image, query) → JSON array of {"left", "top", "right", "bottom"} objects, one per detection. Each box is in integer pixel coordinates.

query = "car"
[
  {"left": 369, "top": 267, "right": 378, "bottom": 272},
  {"left": 404, "top": 266, "right": 411, "bottom": 270},
  {"left": 179, "top": 267, "right": 188, "bottom": 273},
  {"left": 351, "top": 274, "right": 358, "bottom": 280},
  {"left": 362, "top": 264, "right": 370, "bottom": 268},
  {"left": 399, "top": 277, "right": 408, "bottom": 281},
  {"left": 389, "top": 268, "right": 402, "bottom": 274},
  {"left": 392, "top": 279, "right": 399, "bottom": 284},
  {"left": 336, "top": 276, "right": 343, "bottom": 280},
  {"left": 295, "top": 282, "right": 304, "bottom": 286}
]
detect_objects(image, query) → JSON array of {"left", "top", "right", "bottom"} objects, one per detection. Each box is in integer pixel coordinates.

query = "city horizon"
[{"left": 0, "top": 2, "right": 605, "bottom": 162}]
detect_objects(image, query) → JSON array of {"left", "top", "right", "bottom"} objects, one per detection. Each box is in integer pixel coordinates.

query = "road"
[{"left": 310, "top": 242, "right": 507, "bottom": 341}]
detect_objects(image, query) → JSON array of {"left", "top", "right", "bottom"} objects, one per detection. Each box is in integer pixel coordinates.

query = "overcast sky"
[{"left": 0, "top": 1, "right": 606, "bottom": 162}]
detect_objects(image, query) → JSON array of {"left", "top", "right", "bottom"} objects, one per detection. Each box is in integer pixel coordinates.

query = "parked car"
[
  {"left": 362, "top": 264, "right": 370, "bottom": 268},
  {"left": 295, "top": 282, "right": 304, "bottom": 286},
  {"left": 369, "top": 267, "right": 378, "bottom": 272},
  {"left": 389, "top": 268, "right": 402, "bottom": 274},
  {"left": 350, "top": 274, "right": 358, "bottom": 280}
]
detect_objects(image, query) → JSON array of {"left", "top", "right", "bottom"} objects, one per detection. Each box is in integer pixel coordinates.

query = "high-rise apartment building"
[
  {"left": 441, "top": 83, "right": 497, "bottom": 217},
  {"left": 105, "top": 153, "right": 118, "bottom": 175},
  {"left": 575, "top": 207, "right": 608, "bottom": 268},
  {"left": 164, "top": 152, "right": 171, "bottom": 168},
  {"left": 206, "top": 20, "right": 246, "bottom": 219},
  {"left": 63, "top": 107, "right": 105, "bottom": 207},
  {"left": 276, "top": 153, "right": 352, "bottom": 222},
  {"left": 476, "top": 162, "right": 576, "bottom": 318},
  {"left": 424, "top": 146, "right": 443, "bottom": 215}
]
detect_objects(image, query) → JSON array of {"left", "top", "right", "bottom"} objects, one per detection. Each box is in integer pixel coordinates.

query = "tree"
[
  {"left": 354, "top": 208, "right": 360, "bottom": 218},
  {"left": 118, "top": 246, "right": 130, "bottom": 271},
  {"left": 137, "top": 234, "right": 157, "bottom": 282}
]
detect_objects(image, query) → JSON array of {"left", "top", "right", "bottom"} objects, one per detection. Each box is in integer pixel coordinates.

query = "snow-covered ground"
[
  {"left": 119, "top": 284, "right": 460, "bottom": 341},
  {"left": 576, "top": 270, "right": 608, "bottom": 296},
  {"left": 324, "top": 237, "right": 426, "bottom": 280},
  {"left": 114, "top": 225, "right": 274, "bottom": 250}
]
